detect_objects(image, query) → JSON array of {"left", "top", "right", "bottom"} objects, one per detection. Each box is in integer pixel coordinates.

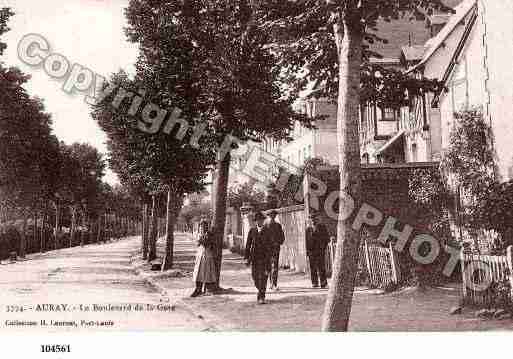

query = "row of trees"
[
  {"left": 92, "top": 0, "right": 313, "bottom": 275},
  {"left": 2, "top": 0, "right": 455, "bottom": 330},
  {"left": 0, "top": 8, "right": 141, "bottom": 257},
  {"left": 5, "top": 0, "right": 456, "bottom": 330},
  {"left": 93, "top": 0, "right": 454, "bottom": 330}
]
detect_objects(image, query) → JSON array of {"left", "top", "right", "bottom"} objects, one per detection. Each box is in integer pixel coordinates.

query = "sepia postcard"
[{"left": 0, "top": 1, "right": 512, "bottom": 356}]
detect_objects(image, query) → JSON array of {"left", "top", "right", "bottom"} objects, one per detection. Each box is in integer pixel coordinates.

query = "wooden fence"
[
  {"left": 326, "top": 239, "right": 400, "bottom": 288},
  {"left": 460, "top": 246, "right": 513, "bottom": 307}
]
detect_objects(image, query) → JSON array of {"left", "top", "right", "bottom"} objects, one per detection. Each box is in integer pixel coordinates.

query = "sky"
[{"left": 1, "top": 0, "right": 139, "bottom": 184}]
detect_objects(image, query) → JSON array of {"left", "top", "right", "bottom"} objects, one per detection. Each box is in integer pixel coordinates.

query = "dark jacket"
[
  {"left": 245, "top": 226, "right": 272, "bottom": 268},
  {"left": 305, "top": 223, "right": 329, "bottom": 257},
  {"left": 266, "top": 221, "right": 285, "bottom": 248}
]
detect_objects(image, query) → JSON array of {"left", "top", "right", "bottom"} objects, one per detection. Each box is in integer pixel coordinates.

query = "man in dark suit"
[
  {"left": 305, "top": 213, "right": 329, "bottom": 288},
  {"left": 245, "top": 211, "right": 272, "bottom": 304},
  {"left": 266, "top": 210, "right": 285, "bottom": 291}
]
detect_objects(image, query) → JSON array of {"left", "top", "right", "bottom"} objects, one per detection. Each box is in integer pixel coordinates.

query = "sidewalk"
[{"left": 133, "top": 233, "right": 513, "bottom": 331}]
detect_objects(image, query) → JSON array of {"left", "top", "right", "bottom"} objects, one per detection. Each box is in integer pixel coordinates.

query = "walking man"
[
  {"left": 305, "top": 213, "right": 329, "bottom": 289},
  {"left": 245, "top": 211, "right": 272, "bottom": 304},
  {"left": 266, "top": 210, "right": 285, "bottom": 291}
]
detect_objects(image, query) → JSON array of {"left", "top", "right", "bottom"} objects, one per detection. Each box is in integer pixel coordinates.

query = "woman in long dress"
[{"left": 190, "top": 220, "right": 216, "bottom": 297}]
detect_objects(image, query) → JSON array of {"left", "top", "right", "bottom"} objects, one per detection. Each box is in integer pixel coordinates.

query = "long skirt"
[{"left": 192, "top": 245, "right": 216, "bottom": 283}]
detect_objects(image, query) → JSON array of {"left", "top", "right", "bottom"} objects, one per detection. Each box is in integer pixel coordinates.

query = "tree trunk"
[
  {"left": 19, "top": 212, "right": 28, "bottom": 258},
  {"left": 212, "top": 152, "right": 231, "bottom": 288},
  {"left": 80, "top": 210, "right": 86, "bottom": 246},
  {"left": 70, "top": 206, "right": 77, "bottom": 248},
  {"left": 104, "top": 212, "right": 108, "bottom": 242},
  {"left": 321, "top": 18, "right": 363, "bottom": 332},
  {"left": 112, "top": 213, "right": 117, "bottom": 240},
  {"left": 33, "top": 211, "right": 38, "bottom": 254},
  {"left": 162, "top": 187, "right": 184, "bottom": 271},
  {"left": 54, "top": 201, "right": 60, "bottom": 250},
  {"left": 148, "top": 195, "right": 158, "bottom": 262},
  {"left": 40, "top": 208, "right": 46, "bottom": 253},
  {"left": 97, "top": 215, "right": 102, "bottom": 243},
  {"left": 142, "top": 203, "right": 149, "bottom": 259}
]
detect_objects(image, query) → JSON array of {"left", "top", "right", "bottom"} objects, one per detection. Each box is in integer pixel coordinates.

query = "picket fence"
[
  {"left": 326, "top": 239, "right": 400, "bottom": 288},
  {"left": 460, "top": 246, "right": 513, "bottom": 306}
]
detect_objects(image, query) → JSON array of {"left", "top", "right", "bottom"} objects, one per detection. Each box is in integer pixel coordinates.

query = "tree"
[
  {"left": 0, "top": 64, "right": 61, "bottom": 257},
  {"left": 258, "top": 0, "right": 452, "bottom": 331},
  {"left": 0, "top": 7, "right": 13, "bottom": 56},
  {"left": 125, "top": 0, "right": 311, "bottom": 287},
  {"left": 483, "top": 181, "right": 513, "bottom": 250},
  {"left": 268, "top": 156, "right": 331, "bottom": 207},
  {"left": 57, "top": 143, "right": 105, "bottom": 247},
  {"left": 91, "top": 70, "right": 213, "bottom": 270},
  {"left": 180, "top": 201, "right": 212, "bottom": 233},
  {"left": 227, "top": 182, "right": 266, "bottom": 209}
]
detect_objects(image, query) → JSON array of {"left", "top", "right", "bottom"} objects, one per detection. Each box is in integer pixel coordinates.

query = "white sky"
[{"left": 1, "top": 0, "right": 139, "bottom": 184}]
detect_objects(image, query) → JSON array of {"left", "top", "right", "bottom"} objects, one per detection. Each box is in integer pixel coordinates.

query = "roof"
[
  {"left": 367, "top": 0, "right": 463, "bottom": 60},
  {"left": 408, "top": 0, "right": 477, "bottom": 73},
  {"left": 368, "top": 18, "right": 431, "bottom": 60},
  {"left": 401, "top": 45, "right": 427, "bottom": 61},
  {"left": 428, "top": 14, "right": 451, "bottom": 25}
]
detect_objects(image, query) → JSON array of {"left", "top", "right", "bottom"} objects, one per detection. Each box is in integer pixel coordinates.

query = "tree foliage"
[
  {"left": 268, "top": 156, "right": 331, "bottom": 207},
  {"left": 227, "top": 181, "right": 266, "bottom": 209},
  {"left": 441, "top": 109, "right": 498, "bottom": 234},
  {"left": 124, "top": 0, "right": 313, "bottom": 282},
  {"left": 482, "top": 181, "right": 513, "bottom": 250},
  {"left": 258, "top": 0, "right": 450, "bottom": 100},
  {"left": 0, "top": 8, "right": 137, "bottom": 255}
]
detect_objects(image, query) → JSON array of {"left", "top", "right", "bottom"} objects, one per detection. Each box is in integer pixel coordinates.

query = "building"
[
  {"left": 277, "top": 98, "right": 338, "bottom": 167},
  {"left": 372, "top": 0, "right": 513, "bottom": 181},
  {"left": 230, "top": 1, "right": 470, "bottom": 179},
  {"left": 281, "top": 2, "right": 461, "bottom": 168}
]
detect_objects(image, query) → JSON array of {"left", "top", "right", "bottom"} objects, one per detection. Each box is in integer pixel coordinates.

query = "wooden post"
[
  {"left": 389, "top": 241, "right": 400, "bottom": 284},
  {"left": 506, "top": 245, "right": 513, "bottom": 301},
  {"left": 460, "top": 248, "right": 468, "bottom": 301}
]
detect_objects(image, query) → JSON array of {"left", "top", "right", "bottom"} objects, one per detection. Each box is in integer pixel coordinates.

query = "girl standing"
[{"left": 190, "top": 220, "right": 216, "bottom": 297}]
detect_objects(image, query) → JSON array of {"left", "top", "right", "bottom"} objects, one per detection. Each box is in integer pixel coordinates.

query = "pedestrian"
[
  {"left": 190, "top": 220, "right": 216, "bottom": 297},
  {"left": 305, "top": 213, "right": 329, "bottom": 289},
  {"left": 245, "top": 211, "right": 272, "bottom": 304},
  {"left": 266, "top": 209, "right": 285, "bottom": 291}
]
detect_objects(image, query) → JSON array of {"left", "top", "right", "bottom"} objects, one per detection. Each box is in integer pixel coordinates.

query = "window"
[
  {"left": 308, "top": 144, "right": 312, "bottom": 158},
  {"left": 381, "top": 108, "right": 398, "bottom": 121},
  {"left": 298, "top": 150, "right": 301, "bottom": 164}
]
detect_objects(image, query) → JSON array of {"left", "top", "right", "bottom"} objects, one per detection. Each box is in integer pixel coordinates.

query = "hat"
[
  {"left": 268, "top": 210, "right": 278, "bottom": 217},
  {"left": 254, "top": 211, "right": 265, "bottom": 221}
]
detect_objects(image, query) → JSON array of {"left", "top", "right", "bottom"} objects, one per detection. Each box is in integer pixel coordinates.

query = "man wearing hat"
[
  {"left": 305, "top": 213, "right": 329, "bottom": 288},
  {"left": 244, "top": 211, "right": 273, "bottom": 304},
  {"left": 266, "top": 209, "right": 285, "bottom": 290}
]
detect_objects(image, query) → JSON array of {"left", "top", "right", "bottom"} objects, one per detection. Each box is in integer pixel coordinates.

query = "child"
[{"left": 190, "top": 220, "right": 216, "bottom": 297}]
